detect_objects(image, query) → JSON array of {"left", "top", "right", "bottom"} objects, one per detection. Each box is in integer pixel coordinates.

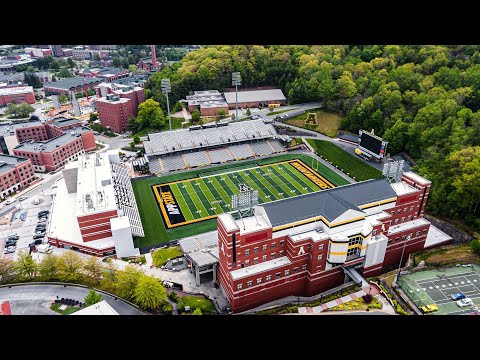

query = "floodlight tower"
[
  {"left": 232, "top": 72, "right": 241, "bottom": 122},
  {"left": 161, "top": 78, "right": 172, "bottom": 130}
]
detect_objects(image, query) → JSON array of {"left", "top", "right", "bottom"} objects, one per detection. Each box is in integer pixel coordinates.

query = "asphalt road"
[{"left": 0, "top": 284, "right": 144, "bottom": 315}]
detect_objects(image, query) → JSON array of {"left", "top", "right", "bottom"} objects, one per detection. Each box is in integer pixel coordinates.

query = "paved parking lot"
[{"left": 0, "top": 193, "right": 53, "bottom": 260}]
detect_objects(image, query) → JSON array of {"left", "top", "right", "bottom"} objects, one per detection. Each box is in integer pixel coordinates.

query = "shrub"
[
  {"left": 362, "top": 294, "right": 373, "bottom": 304},
  {"left": 162, "top": 302, "right": 173, "bottom": 314},
  {"left": 470, "top": 237, "right": 480, "bottom": 255},
  {"left": 168, "top": 291, "right": 180, "bottom": 303}
]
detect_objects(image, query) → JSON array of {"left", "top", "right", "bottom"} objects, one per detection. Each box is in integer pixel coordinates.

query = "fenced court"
[{"left": 397, "top": 264, "right": 480, "bottom": 315}]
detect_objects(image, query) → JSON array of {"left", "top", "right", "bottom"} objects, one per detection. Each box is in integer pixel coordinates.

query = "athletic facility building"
[
  {"left": 184, "top": 90, "right": 229, "bottom": 116},
  {"left": 223, "top": 89, "right": 286, "bottom": 109},
  {"left": 144, "top": 119, "right": 287, "bottom": 174},
  {"left": 48, "top": 151, "right": 143, "bottom": 257},
  {"left": 216, "top": 171, "right": 451, "bottom": 312}
]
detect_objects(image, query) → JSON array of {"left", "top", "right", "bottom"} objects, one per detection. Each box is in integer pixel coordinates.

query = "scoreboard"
[{"left": 358, "top": 130, "right": 388, "bottom": 159}]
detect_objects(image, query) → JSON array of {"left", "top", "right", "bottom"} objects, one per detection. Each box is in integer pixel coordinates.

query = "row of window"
[
  {"left": 244, "top": 250, "right": 285, "bottom": 266},
  {"left": 388, "top": 229, "right": 428, "bottom": 244},
  {"left": 393, "top": 215, "right": 414, "bottom": 225},
  {"left": 243, "top": 240, "right": 285, "bottom": 256},
  {"left": 237, "top": 264, "right": 308, "bottom": 290},
  {"left": 392, "top": 206, "right": 416, "bottom": 216}
]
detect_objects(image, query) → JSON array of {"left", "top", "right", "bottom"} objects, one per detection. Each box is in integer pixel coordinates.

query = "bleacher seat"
[
  {"left": 207, "top": 148, "right": 234, "bottom": 163},
  {"left": 250, "top": 141, "right": 274, "bottom": 156},
  {"left": 184, "top": 151, "right": 210, "bottom": 167},
  {"left": 162, "top": 154, "right": 187, "bottom": 172},
  {"left": 228, "top": 143, "right": 254, "bottom": 159},
  {"left": 269, "top": 140, "right": 285, "bottom": 153}
]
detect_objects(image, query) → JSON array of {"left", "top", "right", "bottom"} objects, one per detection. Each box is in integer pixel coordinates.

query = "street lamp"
[
  {"left": 397, "top": 235, "right": 411, "bottom": 280},
  {"left": 161, "top": 78, "right": 172, "bottom": 130},
  {"left": 232, "top": 72, "right": 241, "bottom": 122}
]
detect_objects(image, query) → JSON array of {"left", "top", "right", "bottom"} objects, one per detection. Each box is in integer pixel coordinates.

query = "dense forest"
[{"left": 144, "top": 45, "right": 480, "bottom": 232}]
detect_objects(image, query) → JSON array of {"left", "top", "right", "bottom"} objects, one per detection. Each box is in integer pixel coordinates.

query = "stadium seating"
[
  {"left": 176, "top": 129, "right": 195, "bottom": 149},
  {"left": 148, "top": 156, "right": 162, "bottom": 174},
  {"left": 250, "top": 141, "right": 274, "bottom": 156},
  {"left": 184, "top": 151, "right": 210, "bottom": 167},
  {"left": 229, "top": 143, "right": 254, "bottom": 159},
  {"left": 207, "top": 148, "right": 234, "bottom": 163},
  {"left": 269, "top": 140, "right": 286, "bottom": 153},
  {"left": 203, "top": 127, "right": 223, "bottom": 145},
  {"left": 162, "top": 154, "right": 188, "bottom": 172}
]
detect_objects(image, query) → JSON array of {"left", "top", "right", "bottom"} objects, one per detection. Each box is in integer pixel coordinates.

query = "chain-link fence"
[{"left": 397, "top": 274, "right": 430, "bottom": 308}]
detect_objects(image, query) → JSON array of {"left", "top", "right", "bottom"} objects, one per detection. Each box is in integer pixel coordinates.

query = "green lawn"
[
  {"left": 152, "top": 246, "right": 183, "bottom": 267},
  {"left": 306, "top": 139, "right": 383, "bottom": 181},
  {"left": 266, "top": 108, "right": 299, "bottom": 116},
  {"left": 50, "top": 303, "right": 81, "bottom": 315},
  {"left": 134, "top": 117, "right": 185, "bottom": 137},
  {"left": 180, "top": 295, "right": 215, "bottom": 314},
  {"left": 329, "top": 296, "right": 383, "bottom": 311},
  {"left": 133, "top": 153, "right": 351, "bottom": 247},
  {"left": 286, "top": 109, "right": 341, "bottom": 137}
]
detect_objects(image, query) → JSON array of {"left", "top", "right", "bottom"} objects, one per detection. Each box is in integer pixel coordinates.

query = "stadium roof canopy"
[
  {"left": 261, "top": 179, "right": 396, "bottom": 227},
  {"left": 223, "top": 89, "right": 286, "bottom": 104}
]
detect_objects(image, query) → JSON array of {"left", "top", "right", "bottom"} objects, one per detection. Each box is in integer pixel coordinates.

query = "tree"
[
  {"left": 192, "top": 308, "right": 202, "bottom": 315},
  {"left": 133, "top": 135, "right": 141, "bottom": 144},
  {"left": 191, "top": 110, "right": 201, "bottom": 123},
  {"left": 56, "top": 250, "right": 85, "bottom": 282},
  {"left": 17, "top": 102, "right": 35, "bottom": 118},
  {"left": 135, "top": 99, "right": 165, "bottom": 130},
  {"left": 113, "top": 57, "right": 122, "bottom": 67},
  {"left": 134, "top": 275, "right": 167, "bottom": 310},
  {"left": 128, "top": 64, "right": 137, "bottom": 73},
  {"left": 0, "top": 258, "right": 15, "bottom": 284},
  {"left": 231, "top": 113, "right": 235, "bottom": 121},
  {"left": 37, "top": 253, "right": 58, "bottom": 281},
  {"left": 58, "top": 94, "right": 70, "bottom": 105},
  {"left": 100, "top": 260, "right": 118, "bottom": 292},
  {"left": 94, "top": 53, "right": 101, "bottom": 62},
  {"left": 14, "top": 250, "right": 37, "bottom": 281},
  {"left": 470, "top": 235, "right": 480, "bottom": 255},
  {"left": 84, "top": 257, "right": 102, "bottom": 285},
  {"left": 50, "top": 61, "right": 60, "bottom": 71},
  {"left": 84, "top": 290, "right": 102, "bottom": 306},
  {"left": 67, "top": 58, "right": 75, "bottom": 68},
  {"left": 58, "top": 68, "right": 73, "bottom": 78},
  {"left": 24, "top": 72, "right": 42, "bottom": 88},
  {"left": 116, "top": 265, "right": 143, "bottom": 301},
  {"left": 269, "top": 105, "right": 275, "bottom": 112},
  {"left": 245, "top": 108, "right": 251, "bottom": 116},
  {"left": 89, "top": 112, "right": 98, "bottom": 122},
  {"left": 173, "top": 101, "right": 183, "bottom": 113}
]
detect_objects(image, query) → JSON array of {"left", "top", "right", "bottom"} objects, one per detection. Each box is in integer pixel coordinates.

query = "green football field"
[{"left": 152, "top": 159, "right": 337, "bottom": 229}]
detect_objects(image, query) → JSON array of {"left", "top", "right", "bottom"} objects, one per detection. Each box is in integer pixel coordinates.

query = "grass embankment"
[
  {"left": 306, "top": 139, "right": 384, "bottom": 181},
  {"left": 412, "top": 243, "right": 480, "bottom": 266},
  {"left": 286, "top": 109, "right": 341, "bottom": 137},
  {"left": 132, "top": 153, "right": 350, "bottom": 247},
  {"left": 152, "top": 246, "right": 183, "bottom": 267},
  {"left": 50, "top": 303, "right": 81, "bottom": 315},
  {"left": 267, "top": 108, "right": 299, "bottom": 116},
  {"left": 133, "top": 117, "right": 185, "bottom": 137}
]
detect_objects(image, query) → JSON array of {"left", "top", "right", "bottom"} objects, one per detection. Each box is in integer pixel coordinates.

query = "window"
[
  {"left": 372, "top": 230, "right": 377, "bottom": 236},
  {"left": 397, "top": 209, "right": 401, "bottom": 214},
  {"left": 254, "top": 257, "right": 259, "bottom": 264},
  {"left": 275, "top": 272, "right": 281, "bottom": 279},
  {"left": 245, "top": 249, "right": 250, "bottom": 256},
  {"left": 404, "top": 207, "right": 407, "bottom": 212},
  {"left": 245, "top": 260, "right": 250, "bottom": 266},
  {"left": 266, "top": 275, "right": 271, "bottom": 281},
  {"left": 395, "top": 219, "right": 399, "bottom": 224},
  {"left": 271, "top": 253, "right": 276, "bottom": 259},
  {"left": 402, "top": 235, "right": 406, "bottom": 240},
  {"left": 237, "top": 284, "right": 243, "bottom": 290},
  {"left": 254, "top": 247, "right": 258, "bottom": 254},
  {"left": 262, "top": 244, "right": 267, "bottom": 251},
  {"left": 302, "top": 264, "right": 307, "bottom": 271},
  {"left": 285, "top": 270, "right": 290, "bottom": 276},
  {"left": 279, "top": 240, "right": 284, "bottom": 246},
  {"left": 271, "top": 242, "right": 276, "bottom": 248},
  {"left": 257, "top": 278, "right": 262, "bottom": 284},
  {"left": 408, "top": 215, "right": 413, "bottom": 221},
  {"left": 395, "top": 237, "right": 399, "bottom": 242},
  {"left": 279, "top": 250, "right": 284, "bottom": 256},
  {"left": 410, "top": 206, "right": 414, "bottom": 211},
  {"left": 247, "top": 281, "right": 252, "bottom": 287},
  {"left": 262, "top": 255, "right": 267, "bottom": 261},
  {"left": 294, "top": 267, "right": 299, "bottom": 273},
  {"left": 401, "top": 217, "right": 405, "bottom": 223},
  {"left": 319, "top": 244, "right": 324, "bottom": 250},
  {"left": 416, "top": 231, "right": 420, "bottom": 236},
  {"left": 318, "top": 254, "right": 323, "bottom": 260}
]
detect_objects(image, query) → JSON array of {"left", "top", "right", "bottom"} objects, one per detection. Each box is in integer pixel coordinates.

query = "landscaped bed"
[{"left": 152, "top": 246, "right": 184, "bottom": 267}]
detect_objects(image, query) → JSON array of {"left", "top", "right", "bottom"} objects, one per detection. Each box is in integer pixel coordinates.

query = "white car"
[
  {"left": 34, "top": 199, "right": 40, "bottom": 205},
  {"left": 457, "top": 298, "right": 473, "bottom": 307},
  {"left": 18, "top": 196, "right": 28, "bottom": 201},
  {"left": 3, "top": 246, "right": 15, "bottom": 254},
  {"left": 5, "top": 198, "right": 16, "bottom": 205}
]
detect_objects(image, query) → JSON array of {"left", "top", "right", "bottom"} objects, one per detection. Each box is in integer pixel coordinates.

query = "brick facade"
[{"left": 0, "top": 156, "right": 36, "bottom": 199}]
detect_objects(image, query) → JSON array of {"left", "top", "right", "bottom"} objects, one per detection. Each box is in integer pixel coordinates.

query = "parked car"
[
  {"left": 18, "top": 196, "right": 28, "bottom": 201},
  {"left": 420, "top": 304, "right": 438, "bottom": 313},
  {"left": 34, "top": 199, "right": 40, "bottom": 205},
  {"left": 38, "top": 217, "right": 48, "bottom": 223},
  {"left": 3, "top": 246, "right": 15, "bottom": 254},
  {"left": 8, "top": 233, "right": 19, "bottom": 240},
  {"left": 5, "top": 198, "right": 16, "bottom": 205},
  {"left": 457, "top": 298, "right": 473, "bottom": 307},
  {"left": 5, "top": 239, "right": 17, "bottom": 247},
  {"left": 33, "top": 233, "right": 46, "bottom": 239},
  {"left": 29, "top": 239, "right": 43, "bottom": 247},
  {"left": 37, "top": 244, "right": 53, "bottom": 253},
  {"left": 451, "top": 293, "right": 466, "bottom": 301},
  {"left": 38, "top": 210, "right": 50, "bottom": 216},
  {"left": 36, "top": 225, "right": 46, "bottom": 231}
]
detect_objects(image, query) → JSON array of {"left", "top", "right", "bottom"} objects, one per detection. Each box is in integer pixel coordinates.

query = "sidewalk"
[{"left": 298, "top": 285, "right": 381, "bottom": 314}]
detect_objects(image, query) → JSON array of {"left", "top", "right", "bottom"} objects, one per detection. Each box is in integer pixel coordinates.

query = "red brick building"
[
  {"left": 0, "top": 86, "right": 36, "bottom": 107},
  {"left": 184, "top": 90, "right": 229, "bottom": 116},
  {"left": 13, "top": 122, "right": 95, "bottom": 173},
  {"left": 79, "top": 67, "right": 129, "bottom": 82},
  {"left": 96, "top": 94, "right": 136, "bottom": 133},
  {"left": 0, "top": 154, "right": 36, "bottom": 199},
  {"left": 217, "top": 172, "right": 443, "bottom": 313}
]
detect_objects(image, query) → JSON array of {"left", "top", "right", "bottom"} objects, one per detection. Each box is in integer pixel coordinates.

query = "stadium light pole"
[
  {"left": 396, "top": 235, "right": 411, "bottom": 281},
  {"left": 232, "top": 72, "right": 241, "bottom": 122},
  {"left": 161, "top": 78, "right": 172, "bottom": 130}
]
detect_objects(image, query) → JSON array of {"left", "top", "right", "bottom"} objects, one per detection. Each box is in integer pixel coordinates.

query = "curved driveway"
[{"left": 0, "top": 284, "right": 144, "bottom": 315}]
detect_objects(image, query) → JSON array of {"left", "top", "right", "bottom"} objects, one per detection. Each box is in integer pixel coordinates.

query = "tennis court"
[{"left": 397, "top": 264, "right": 480, "bottom": 315}]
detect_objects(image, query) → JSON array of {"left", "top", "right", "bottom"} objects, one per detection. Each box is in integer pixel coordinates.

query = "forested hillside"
[{"left": 145, "top": 45, "right": 480, "bottom": 232}]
